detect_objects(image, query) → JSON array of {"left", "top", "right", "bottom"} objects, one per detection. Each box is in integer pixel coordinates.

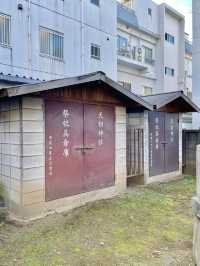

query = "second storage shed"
[{"left": 127, "top": 91, "right": 200, "bottom": 184}]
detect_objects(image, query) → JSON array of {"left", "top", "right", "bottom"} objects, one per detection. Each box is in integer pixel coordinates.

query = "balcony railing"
[
  {"left": 144, "top": 57, "right": 155, "bottom": 66},
  {"left": 117, "top": 47, "right": 136, "bottom": 60},
  {"left": 118, "top": 47, "right": 155, "bottom": 66}
]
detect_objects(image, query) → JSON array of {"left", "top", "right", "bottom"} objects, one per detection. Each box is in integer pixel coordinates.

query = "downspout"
[
  {"left": 27, "top": 0, "right": 32, "bottom": 73},
  {"left": 81, "top": 0, "right": 85, "bottom": 74}
]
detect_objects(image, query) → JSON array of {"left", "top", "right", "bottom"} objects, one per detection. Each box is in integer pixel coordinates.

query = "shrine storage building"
[
  {"left": 127, "top": 91, "right": 200, "bottom": 185},
  {"left": 0, "top": 72, "right": 152, "bottom": 220}
]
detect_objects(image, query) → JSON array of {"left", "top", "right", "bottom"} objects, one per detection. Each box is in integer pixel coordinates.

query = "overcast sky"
[{"left": 153, "top": 0, "right": 192, "bottom": 39}]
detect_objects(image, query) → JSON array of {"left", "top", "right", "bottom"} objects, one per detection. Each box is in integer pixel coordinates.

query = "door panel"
[
  {"left": 149, "top": 112, "right": 179, "bottom": 177},
  {"left": 165, "top": 113, "right": 179, "bottom": 172},
  {"left": 45, "top": 100, "right": 84, "bottom": 201},
  {"left": 149, "top": 112, "right": 165, "bottom": 177},
  {"left": 83, "top": 104, "right": 115, "bottom": 191}
]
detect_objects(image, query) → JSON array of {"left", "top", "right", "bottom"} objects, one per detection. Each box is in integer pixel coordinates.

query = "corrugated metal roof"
[
  {"left": 0, "top": 73, "right": 42, "bottom": 85},
  {"left": 142, "top": 91, "right": 200, "bottom": 113},
  {"left": 0, "top": 71, "right": 153, "bottom": 111}
]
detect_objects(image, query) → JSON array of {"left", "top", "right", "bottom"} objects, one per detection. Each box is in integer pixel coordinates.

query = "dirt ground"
[{"left": 0, "top": 176, "right": 196, "bottom": 266}]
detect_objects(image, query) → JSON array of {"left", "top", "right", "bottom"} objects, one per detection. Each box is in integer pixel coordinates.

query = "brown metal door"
[
  {"left": 149, "top": 112, "right": 179, "bottom": 177},
  {"left": 45, "top": 100, "right": 84, "bottom": 201},
  {"left": 149, "top": 112, "right": 165, "bottom": 177},
  {"left": 165, "top": 113, "right": 179, "bottom": 172},
  {"left": 83, "top": 104, "right": 115, "bottom": 191}
]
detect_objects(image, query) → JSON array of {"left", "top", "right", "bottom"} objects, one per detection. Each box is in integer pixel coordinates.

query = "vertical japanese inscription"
[
  {"left": 62, "top": 109, "right": 70, "bottom": 158},
  {"left": 97, "top": 111, "right": 104, "bottom": 146},
  {"left": 149, "top": 132, "right": 153, "bottom": 167},
  {"left": 48, "top": 135, "right": 53, "bottom": 176},
  {"left": 170, "top": 117, "right": 174, "bottom": 143},
  {"left": 155, "top": 117, "right": 160, "bottom": 150}
]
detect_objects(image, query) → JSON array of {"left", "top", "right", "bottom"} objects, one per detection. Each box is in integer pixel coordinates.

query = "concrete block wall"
[
  {"left": 0, "top": 98, "right": 22, "bottom": 213},
  {"left": 21, "top": 97, "right": 45, "bottom": 212},
  {"left": 17, "top": 97, "right": 127, "bottom": 220}
]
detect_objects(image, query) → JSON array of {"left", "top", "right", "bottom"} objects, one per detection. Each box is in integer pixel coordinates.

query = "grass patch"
[{"left": 0, "top": 176, "right": 196, "bottom": 266}]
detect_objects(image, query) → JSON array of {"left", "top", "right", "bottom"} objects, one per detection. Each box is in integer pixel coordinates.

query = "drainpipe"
[
  {"left": 81, "top": 0, "right": 85, "bottom": 74},
  {"left": 27, "top": 0, "right": 32, "bottom": 73}
]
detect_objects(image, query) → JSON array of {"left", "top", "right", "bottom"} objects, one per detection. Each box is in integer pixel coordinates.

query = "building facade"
[
  {"left": 183, "top": 35, "right": 192, "bottom": 129},
  {"left": 0, "top": 0, "right": 117, "bottom": 88},
  {"left": 192, "top": 0, "right": 200, "bottom": 129},
  {"left": 117, "top": 0, "right": 185, "bottom": 97}
]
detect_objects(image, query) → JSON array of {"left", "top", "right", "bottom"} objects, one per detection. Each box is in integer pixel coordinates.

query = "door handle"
[
  {"left": 74, "top": 145, "right": 95, "bottom": 152},
  {"left": 161, "top": 141, "right": 168, "bottom": 145},
  {"left": 75, "top": 145, "right": 84, "bottom": 150},
  {"left": 83, "top": 145, "right": 95, "bottom": 150}
]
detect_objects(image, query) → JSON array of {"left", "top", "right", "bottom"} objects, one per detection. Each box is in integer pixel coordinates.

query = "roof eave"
[
  {"left": 1, "top": 72, "right": 153, "bottom": 111},
  {"left": 156, "top": 93, "right": 200, "bottom": 113}
]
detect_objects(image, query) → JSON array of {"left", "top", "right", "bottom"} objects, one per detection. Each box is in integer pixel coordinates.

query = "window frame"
[
  {"left": 143, "top": 46, "right": 154, "bottom": 65},
  {"left": 90, "top": 0, "right": 100, "bottom": 7},
  {"left": 118, "top": 81, "right": 132, "bottom": 91},
  {"left": 39, "top": 26, "right": 64, "bottom": 61},
  {"left": 91, "top": 43, "right": 101, "bottom": 60},
  {"left": 117, "top": 35, "right": 128, "bottom": 51},
  {"left": 148, "top": 8, "right": 152, "bottom": 17},
  {"left": 165, "top": 67, "right": 175, "bottom": 77},
  {"left": 165, "top": 33, "right": 175, "bottom": 44},
  {"left": 0, "top": 12, "right": 11, "bottom": 48},
  {"left": 143, "top": 86, "right": 153, "bottom": 96}
]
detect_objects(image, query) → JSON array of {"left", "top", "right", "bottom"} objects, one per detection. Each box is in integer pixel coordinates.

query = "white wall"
[
  {"left": 192, "top": 0, "right": 200, "bottom": 129},
  {"left": 134, "top": 0, "right": 159, "bottom": 34},
  {"left": 117, "top": 1, "right": 185, "bottom": 96},
  {"left": 117, "top": 23, "right": 157, "bottom": 95},
  {"left": 163, "top": 9, "right": 185, "bottom": 92},
  {"left": 0, "top": 0, "right": 117, "bottom": 82}
]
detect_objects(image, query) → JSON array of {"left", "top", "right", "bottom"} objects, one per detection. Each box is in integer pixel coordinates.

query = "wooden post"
[{"left": 193, "top": 145, "right": 200, "bottom": 265}]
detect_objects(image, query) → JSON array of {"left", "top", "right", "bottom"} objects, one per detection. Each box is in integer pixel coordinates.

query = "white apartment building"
[
  {"left": 192, "top": 0, "right": 200, "bottom": 129},
  {"left": 183, "top": 35, "right": 192, "bottom": 129},
  {"left": 117, "top": 0, "right": 185, "bottom": 96},
  {"left": 0, "top": 0, "right": 117, "bottom": 89}
]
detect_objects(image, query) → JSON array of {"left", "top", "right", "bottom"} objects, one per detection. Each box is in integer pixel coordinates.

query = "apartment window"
[
  {"left": 144, "top": 46, "right": 154, "bottom": 65},
  {"left": 186, "top": 88, "right": 192, "bottom": 99},
  {"left": 91, "top": 44, "right": 101, "bottom": 60},
  {"left": 165, "top": 33, "right": 175, "bottom": 44},
  {"left": 40, "top": 27, "right": 64, "bottom": 60},
  {"left": 165, "top": 67, "right": 174, "bottom": 76},
  {"left": 91, "top": 0, "right": 100, "bottom": 6},
  {"left": 117, "top": 35, "right": 128, "bottom": 51},
  {"left": 148, "top": 8, "right": 152, "bottom": 16},
  {"left": 119, "top": 81, "right": 132, "bottom": 91},
  {"left": 0, "top": 13, "right": 10, "bottom": 47},
  {"left": 144, "top": 86, "right": 153, "bottom": 96}
]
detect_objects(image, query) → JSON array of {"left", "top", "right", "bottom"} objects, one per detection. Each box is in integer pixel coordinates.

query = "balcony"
[{"left": 117, "top": 46, "right": 155, "bottom": 70}]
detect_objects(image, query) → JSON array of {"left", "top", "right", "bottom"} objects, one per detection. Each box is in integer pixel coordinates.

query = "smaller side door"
[
  {"left": 149, "top": 112, "right": 165, "bottom": 177},
  {"left": 165, "top": 113, "right": 179, "bottom": 173}
]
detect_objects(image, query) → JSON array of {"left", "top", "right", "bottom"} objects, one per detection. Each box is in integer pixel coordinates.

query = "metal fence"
[
  {"left": 127, "top": 126, "right": 144, "bottom": 177},
  {"left": 182, "top": 130, "right": 200, "bottom": 176}
]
